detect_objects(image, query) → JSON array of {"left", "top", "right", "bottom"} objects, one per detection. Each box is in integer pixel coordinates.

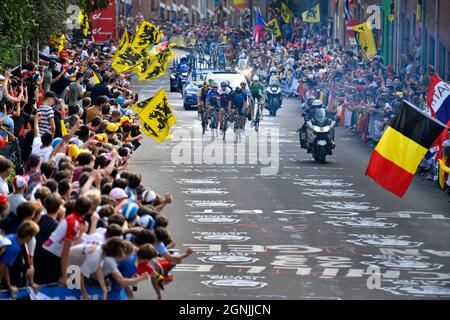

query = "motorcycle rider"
[
  {"left": 300, "top": 99, "right": 324, "bottom": 148},
  {"left": 197, "top": 81, "right": 210, "bottom": 120},
  {"left": 218, "top": 81, "right": 231, "bottom": 132},
  {"left": 249, "top": 75, "right": 264, "bottom": 125},
  {"left": 268, "top": 67, "right": 279, "bottom": 85}
]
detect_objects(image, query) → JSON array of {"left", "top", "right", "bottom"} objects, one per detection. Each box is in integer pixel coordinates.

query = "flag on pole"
[
  {"left": 281, "top": 2, "right": 293, "bottom": 24},
  {"left": 131, "top": 21, "right": 163, "bottom": 50},
  {"left": 88, "top": 64, "right": 103, "bottom": 84},
  {"left": 131, "top": 88, "right": 176, "bottom": 143},
  {"left": 137, "top": 43, "right": 175, "bottom": 81},
  {"left": 302, "top": 4, "right": 320, "bottom": 23},
  {"left": 352, "top": 21, "right": 376, "bottom": 58},
  {"left": 365, "top": 100, "right": 447, "bottom": 197},
  {"left": 426, "top": 74, "right": 450, "bottom": 159},
  {"left": 233, "top": 0, "right": 247, "bottom": 10},
  {"left": 267, "top": 19, "right": 282, "bottom": 38},
  {"left": 78, "top": 9, "right": 89, "bottom": 37},
  {"left": 253, "top": 8, "right": 266, "bottom": 44},
  {"left": 343, "top": 0, "right": 350, "bottom": 20}
]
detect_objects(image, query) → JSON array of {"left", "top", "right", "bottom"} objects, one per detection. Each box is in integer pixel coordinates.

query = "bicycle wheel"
[
  {"left": 222, "top": 113, "right": 228, "bottom": 141},
  {"left": 202, "top": 112, "right": 207, "bottom": 135}
]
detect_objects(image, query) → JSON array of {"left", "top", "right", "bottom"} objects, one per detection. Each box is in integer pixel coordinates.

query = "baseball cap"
[
  {"left": 68, "top": 144, "right": 81, "bottom": 159},
  {"left": 136, "top": 214, "right": 155, "bottom": 229},
  {"left": 116, "top": 97, "right": 126, "bottom": 105},
  {"left": 0, "top": 193, "right": 8, "bottom": 205},
  {"left": 52, "top": 137, "right": 63, "bottom": 149},
  {"left": 93, "top": 133, "right": 108, "bottom": 143},
  {"left": 0, "top": 136, "right": 6, "bottom": 149},
  {"left": 109, "top": 187, "right": 128, "bottom": 200},
  {"left": 13, "top": 175, "right": 30, "bottom": 189},
  {"left": 106, "top": 122, "right": 119, "bottom": 133},
  {"left": 141, "top": 189, "right": 157, "bottom": 204},
  {"left": 0, "top": 235, "right": 12, "bottom": 248},
  {"left": 121, "top": 201, "right": 139, "bottom": 221}
]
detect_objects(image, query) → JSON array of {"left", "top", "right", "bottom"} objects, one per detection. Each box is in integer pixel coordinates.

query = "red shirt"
[{"left": 136, "top": 261, "right": 154, "bottom": 275}]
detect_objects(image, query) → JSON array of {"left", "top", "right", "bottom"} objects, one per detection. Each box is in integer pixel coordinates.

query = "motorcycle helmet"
[
  {"left": 311, "top": 100, "right": 323, "bottom": 108},
  {"left": 180, "top": 56, "right": 188, "bottom": 64},
  {"left": 252, "top": 75, "right": 259, "bottom": 82},
  {"left": 270, "top": 67, "right": 277, "bottom": 74}
]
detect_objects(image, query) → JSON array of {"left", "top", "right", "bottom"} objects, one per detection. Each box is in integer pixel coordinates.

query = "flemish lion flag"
[
  {"left": 137, "top": 44, "right": 175, "bottom": 81},
  {"left": 365, "top": 100, "right": 447, "bottom": 197},
  {"left": 302, "top": 4, "right": 320, "bottom": 23},
  {"left": 266, "top": 19, "right": 281, "bottom": 38},
  {"left": 112, "top": 43, "right": 145, "bottom": 73},
  {"left": 352, "top": 21, "right": 376, "bottom": 58},
  {"left": 131, "top": 88, "right": 176, "bottom": 143},
  {"left": 78, "top": 9, "right": 89, "bottom": 37},
  {"left": 281, "top": 2, "right": 293, "bottom": 24},
  {"left": 131, "top": 21, "right": 163, "bottom": 50}
]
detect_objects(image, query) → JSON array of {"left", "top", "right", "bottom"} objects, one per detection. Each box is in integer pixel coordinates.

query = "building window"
[{"left": 151, "top": 0, "right": 158, "bottom": 12}]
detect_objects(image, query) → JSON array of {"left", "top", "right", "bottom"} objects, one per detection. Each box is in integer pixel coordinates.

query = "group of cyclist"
[{"left": 196, "top": 75, "right": 267, "bottom": 140}]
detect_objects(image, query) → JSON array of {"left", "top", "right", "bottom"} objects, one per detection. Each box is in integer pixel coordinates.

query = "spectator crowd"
[{"left": 0, "top": 27, "right": 192, "bottom": 300}]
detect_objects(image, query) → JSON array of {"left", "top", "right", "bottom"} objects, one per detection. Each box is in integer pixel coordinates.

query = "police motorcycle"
[
  {"left": 235, "top": 52, "right": 254, "bottom": 83},
  {"left": 266, "top": 67, "right": 282, "bottom": 116},
  {"left": 298, "top": 100, "right": 336, "bottom": 164},
  {"left": 170, "top": 56, "right": 189, "bottom": 94}
]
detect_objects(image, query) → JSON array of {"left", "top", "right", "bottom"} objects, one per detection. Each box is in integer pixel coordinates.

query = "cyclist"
[
  {"left": 228, "top": 84, "right": 249, "bottom": 134},
  {"left": 218, "top": 81, "right": 232, "bottom": 132},
  {"left": 239, "top": 81, "right": 251, "bottom": 127},
  {"left": 197, "top": 81, "right": 210, "bottom": 120},
  {"left": 249, "top": 75, "right": 264, "bottom": 125},
  {"left": 206, "top": 82, "right": 221, "bottom": 136}
]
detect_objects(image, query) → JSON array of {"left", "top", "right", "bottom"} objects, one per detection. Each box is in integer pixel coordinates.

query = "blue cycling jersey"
[{"left": 207, "top": 89, "right": 220, "bottom": 106}]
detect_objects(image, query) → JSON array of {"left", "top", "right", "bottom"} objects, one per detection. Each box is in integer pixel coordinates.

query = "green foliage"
[{"left": 0, "top": 0, "right": 110, "bottom": 67}]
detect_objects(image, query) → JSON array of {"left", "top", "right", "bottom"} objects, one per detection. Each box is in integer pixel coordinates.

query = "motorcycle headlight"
[
  {"left": 313, "top": 125, "right": 331, "bottom": 133},
  {"left": 182, "top": 72, "right": 188, "bottom": 77},
  {"left": 170, "top": 74, "right": 175, "bottom": 79},
  {"left": 271, "top": 87, "right": 278, "bottom": 91}
]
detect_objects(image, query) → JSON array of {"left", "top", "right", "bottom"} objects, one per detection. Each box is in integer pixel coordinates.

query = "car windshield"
[{"left": 207, "top": 73, "right": 247, "bottom": 89}]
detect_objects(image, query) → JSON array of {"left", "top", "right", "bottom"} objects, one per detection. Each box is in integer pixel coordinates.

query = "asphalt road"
[{"left": 129, "top": 50, "right": 450, "bottom": 300}]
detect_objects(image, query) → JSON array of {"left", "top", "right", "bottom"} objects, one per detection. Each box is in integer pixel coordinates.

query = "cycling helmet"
[
  {"left": 211, "top": 81, "right": 218, "bottom": 88},
  {"left": 311, "top": 100, "right": 323, "bottom": 108},
  {"left": 220, "top": 81, "right": 228, "bottom": 87},
  {"left": 252, "top": 75, "right": 259, "bottom": 82},
  {"left": 180, "top": 56, "right": 188, "bottom": 64},
  {"left": 202, "top": 81, "right": 209, "bottom": 87}
]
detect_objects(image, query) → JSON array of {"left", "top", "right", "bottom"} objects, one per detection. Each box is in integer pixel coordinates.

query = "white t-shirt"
[
  {"left": 0, "top": 177, "right": 9, "bottom": 195},
  {"left": 82, "top": 228, "right": 107, "bottom": 245},
  {"left": 32, "top": 136, "right": 53, "bottom": 162},
  {"left": 69, "top": 243, "right": 104, "bottom": 278},
  {"left": 102, "top": 256, "right": 119, "bottom": 277}
]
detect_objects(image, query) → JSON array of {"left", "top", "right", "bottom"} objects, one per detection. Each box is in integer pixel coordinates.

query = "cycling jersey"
[
  {"left": 230, "top": 90, "right": 248, "bottom": 110},
  {"left": 249, "top": 83, "right": 264, "bottom": 99},
  {"left": 198, "top": 88, "right": 210, "bottom": 104},
  {"left": 218, "top": 87, "right": 231, "bottom": 109},
  {"left": 206, "top": 89, "right": 220, "bottom": 108}
]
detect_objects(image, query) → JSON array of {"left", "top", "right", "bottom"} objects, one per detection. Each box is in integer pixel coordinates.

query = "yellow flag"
[
  {"left": 61, "top": 119, "right": 68, "bottom": 136},
  {"left": 281, "top": 3, "right": 293, "bottom": 24},
  {"left": 112, "top": 42, "right": 146, "bottom": 73},
  {"left": 352, "top": 21, "right": 377, "bottom": 58},
  {"left": 267, "top": 19, "right": 281, "bottom": 38},
  {"left": 137, "top": 43, "right": 175, "bottom": 81},
  {"left": 131, "top": 88, "right": 176, "bottom": 143},
  {"left": 78, "top": 9, "right": 89, "bottom": 37},
  {"left": 302, "top": 4, "right": 320, "bottom": 23},
  {"left": 51, "top": 34, "right": 67, "bottom": 53},
  {"left": 88, "top": 65, "right": 102, "bottom": 84},
  {"left": 131, "top": 21, "right": 163, "bottom": 50}
]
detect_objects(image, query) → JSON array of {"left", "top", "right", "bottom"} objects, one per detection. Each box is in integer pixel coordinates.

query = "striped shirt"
[{"left": 37, "top": 104, "right": 54, "bottom": 135}]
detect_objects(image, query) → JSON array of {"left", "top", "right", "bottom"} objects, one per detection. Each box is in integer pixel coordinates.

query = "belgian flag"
[{"left": 365, "top": 100, "right": 447, "bottom": 197}]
